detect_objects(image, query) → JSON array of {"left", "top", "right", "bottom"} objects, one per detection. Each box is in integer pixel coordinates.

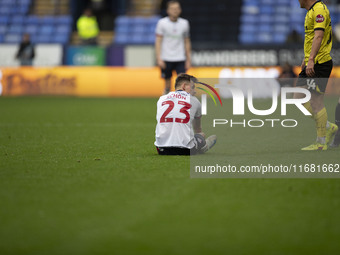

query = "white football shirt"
[
  {"left": 155, "top": 17, "right": 190, "bottom": 62},
  {"left": 155, "top": 90, "right": 201, "bottom": 149}
]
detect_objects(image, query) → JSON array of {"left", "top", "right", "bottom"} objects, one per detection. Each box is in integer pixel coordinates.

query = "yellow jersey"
[
  {"left": 304, "top": 1, "right": 332, "bottom": 64},
  {"left": 77, "top": 15, "right": 99, "bottom": 39}
]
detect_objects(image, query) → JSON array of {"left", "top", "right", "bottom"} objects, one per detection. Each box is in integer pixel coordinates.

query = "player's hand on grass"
[
  {"left": 196, "top": 132, "right": 205, "bottom": 138},
  {"left": 306, "top": 59, "right": 315, "bottom": 77},
  {"left": 158, "top": 59, "right": 166, "bottom": 69}
]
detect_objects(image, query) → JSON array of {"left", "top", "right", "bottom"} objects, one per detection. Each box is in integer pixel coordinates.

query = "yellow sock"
[
  {"left": 303, "top": 102, "right": 314, "bottom": 118},
  {"left": 315, "top": 107, "right": 328, "bottom": 138}
]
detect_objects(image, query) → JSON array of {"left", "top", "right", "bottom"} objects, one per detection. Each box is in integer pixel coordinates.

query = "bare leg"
[{"left": 164, "top": 78, "right": 171, "bottom": 94}]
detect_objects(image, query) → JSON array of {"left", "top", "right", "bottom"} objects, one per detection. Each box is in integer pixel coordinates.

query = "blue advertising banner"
[{"left": 66, "top": 46, "right": 106, "bottom": 66}]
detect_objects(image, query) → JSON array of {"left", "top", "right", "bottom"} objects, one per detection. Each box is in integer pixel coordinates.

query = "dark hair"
[
  {"left": 175, "top": 73, "right": 196, "bottom": 89},
  {"left": 167, "top": 0, "right": 181, "bottom": 9}
]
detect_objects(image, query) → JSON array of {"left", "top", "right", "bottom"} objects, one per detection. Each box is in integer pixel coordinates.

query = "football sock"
[
  {"left": 303, "top": 102, "right": 314, "bottom": 118},
  {"left": 315, "top": 107, "right": 328, "bottom": 143}
]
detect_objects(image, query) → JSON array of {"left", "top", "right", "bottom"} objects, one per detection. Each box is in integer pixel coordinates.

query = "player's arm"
[
  {"left": 306, "top": 29, "right": 324, "bottom": 77},
  {"left": 184, "top": 37, "right": 191, "bottom": 70},
  {"left": 192, "top": 97, "right": 203, "bottom": 134},
  {"left": 193, "top": 117, "right": 202, "bottom": 134},
  {"left": 301, "top": 58, "right": 305, "bottom": 70},
  {"left": 155, "top": 21, "right": 166, "bottom": 69},
  {"left": 155, "top": 35, "right": 166, "bottom": 69}
]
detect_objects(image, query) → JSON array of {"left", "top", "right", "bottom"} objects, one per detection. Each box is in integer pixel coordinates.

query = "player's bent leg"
[
  {"left": 164, "top": 79, "right": 171, "bottom": 95},
  {"left": 200, "top": 135, "right": 217, "bottom": 154},
  {"left": 161, "top": 62, "right": 174, "bottom": 95},
  {"left": 190, "top": 133, "right": 217, "bottom": 154},
  {"left": 190, "top": 133, "right": 206, "bottom": 155}
]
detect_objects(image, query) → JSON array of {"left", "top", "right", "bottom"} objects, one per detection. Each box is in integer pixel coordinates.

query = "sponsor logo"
[
  {"left": 316, "top": 14, "right": 324, "bottom": 23},
  {"left": 196, "top": 81, "right": 222, "bottom": 106}
]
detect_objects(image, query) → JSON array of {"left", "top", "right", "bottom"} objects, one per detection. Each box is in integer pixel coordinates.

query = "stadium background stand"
[
  {"left": 239, "top": 0, "right": 340, "bottom": 45},
  {"left": 1, "top": 0, "right": 340, "bottom": 49},
  {"left": 0, "top": 0, "right": 72, "bottom": 44}
]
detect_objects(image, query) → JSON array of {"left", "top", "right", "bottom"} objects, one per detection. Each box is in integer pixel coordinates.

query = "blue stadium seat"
[
  {"left": 0, "top": 16, "right": 9, "bottom": 24},
  {"left": 147, "top": 24, "right": 157, "bottom": 34},
  {"left": 40, "top": 25, "right": 54, "bottom": 35},
  {"left": 145, "top": 34, "right": 155, "bottom": 44},
  {"left": 274, "top": 24, "right": 290, "bottom": 34},
  {"left": 34, "top": 35, "right": 51, "bottom": 43},
  {"left": 115, "top": 16, "right": 131, "bottom": 27},
  {"left": 241, "top": 14, "right": 258, "bottom": 24},
  {"left": 52, "top": 34, "right": 69, "bottom": 44},
  {"left": 17, "top": 0, "right": 31, "bottom": 5},
  {"left": 239, "top": 33, "right": 256, "bottom": 44},
  {"left": 242, "top": 5, "right": 259, "bottom": 15},
  {"left": 259, "top": 24, "right": 273, "bottom": 33},
  {"left": 17, "top": 5, "right": 29, "bottom": 14},
  {"left": 130, "top": 34, "right": 146, "bottom": 44},
  {"left": 132, "top": 24, "right": 146, "bottom": 34},
  {"left": 115, "top": 34, "right": 129, "bottom": 44},
  {"left": 277, "top": 0, "right": 290, "bottom": 4},
  {"left": 56, "top": 15, "right": 72, "bottom": 25},
  {"left": 0, "top": 24, "right": 7, "bottom": 34},
  {"left": 11, "top": 15, "right": 25, "bottom": 24},
  {"left": 55, "top": 24, "right": 71, "bottom": 35},
  {"left": 115, "top": 24, "right": 130, "bottom": 34},
  {"left": 4, "top": 34, "right": 21, "bottom": 43},
  {"left": 273, "top": 34, "right": 286, "bottom": 43},
  {"left": 243, "top": 0, "right": 259, "bottom": 6},
  {"left": 240, "top": 24, "right": 257, "bottom": 33},
  {"left": 39, "top": 16, "right": 55, "bottom": 25},
  {"left": 259, "top": 14, "right": 273, "bottom": 23},
  {"left": 8, "top": 24, "right": 24, "bottom": 34},
  {"left": 26, "top": 15, "right": 40, "bottom": 25},
  {"left": 0, "top": 6, "right": 11, "bottom": 15},
  {"left": 1, "top": 0, "right": 14, "bottom": 6},
  {"left": 274, "top": 15, "right": 290, "bottom": 24},
  {"left": 275, "top": 6, "right": 290, "bottom": 15},
  {"left": 260, "top": 0, "right": 274, "bottom": 5},
  {"left": 260, "top": 6, "right": 274, "bottom": 14},
  {"left": 0, "top": 34, "right": 3, "bottom": 43},
  {"left": 257, "top": 32, "right": 273, "bottom": 43},
  {"left": 24, "top": 24, "right": 38, "bottom": 35}
]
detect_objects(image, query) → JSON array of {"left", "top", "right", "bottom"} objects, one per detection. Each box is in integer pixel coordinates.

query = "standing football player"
[
  {"left": 294, "top": 0, "right": 338, "bottom": 150},
  {"left": 155, "top": 0, "right": 192, "bottom": 95},
  {"left": 155, "top": 73, "right": 216, "bottom": 155}
]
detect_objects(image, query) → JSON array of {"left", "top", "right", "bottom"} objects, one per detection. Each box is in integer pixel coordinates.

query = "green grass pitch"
[{"left": 0, "top": 97, "right": 339, "bottom": 255}]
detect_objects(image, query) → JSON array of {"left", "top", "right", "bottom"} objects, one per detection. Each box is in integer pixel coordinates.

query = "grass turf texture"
[{"left": 0, "top": 97, "right": 339, "bottom": 255}]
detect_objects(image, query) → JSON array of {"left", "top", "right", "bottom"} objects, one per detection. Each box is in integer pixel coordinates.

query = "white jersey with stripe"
[
  {"left": 155, "top": 17, "right": 190, "bottom": 62},
  {"left": 155, "top": 90, "right": 201, "bottom": 149}
]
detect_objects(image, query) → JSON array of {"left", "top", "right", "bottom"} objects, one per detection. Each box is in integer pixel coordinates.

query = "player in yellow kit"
[{"left": 294, "top": 0, "right": 338, "bottom": 150}]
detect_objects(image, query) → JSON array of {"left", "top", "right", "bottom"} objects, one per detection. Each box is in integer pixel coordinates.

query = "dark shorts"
[
  {"left": 156, "top": 134, "right": 206, "bottom": 156},
  {"left": 296, "top": 60, "right": 333, "bottom": 94},
  {"left": 161, "top": 61, "right": 186, "bottom": 79}
]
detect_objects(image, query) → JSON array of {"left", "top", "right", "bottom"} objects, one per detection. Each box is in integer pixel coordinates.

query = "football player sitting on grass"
[{"left": 154, "top": 73, "right": 217, "bottom": 155}]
